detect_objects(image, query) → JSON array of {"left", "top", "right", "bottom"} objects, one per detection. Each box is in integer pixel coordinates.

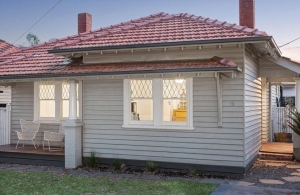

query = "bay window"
[
  {"left": 34, "top": 81, "right": 81, "bottom": 122},
  {"left": 123, "top": 78, "right": 193, "bottom": 130}
]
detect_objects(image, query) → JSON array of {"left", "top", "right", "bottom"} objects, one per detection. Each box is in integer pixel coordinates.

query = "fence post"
[{"left": 6, "top": 104, "right": 11, "bottom": 145}]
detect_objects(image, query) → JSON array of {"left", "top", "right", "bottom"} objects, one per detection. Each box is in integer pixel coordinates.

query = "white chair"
[
  {"left": 43, "top": 123, "right": 65, "bottom": 151},
  {"left": 16, "top": 119, "right": 40, "bottom": 149}
]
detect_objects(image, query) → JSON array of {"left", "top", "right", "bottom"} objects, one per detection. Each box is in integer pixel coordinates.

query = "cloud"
[{"left": 281, "top": 47, "right": 300, "bottom": 63}]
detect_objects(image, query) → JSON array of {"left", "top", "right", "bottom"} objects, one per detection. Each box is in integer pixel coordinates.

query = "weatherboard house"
[
  {"left": 0, "top": 39, "right": 18, "bottom": 106},
  {"left": 1, "top": 0, "right": 300, "bottom": 174}
]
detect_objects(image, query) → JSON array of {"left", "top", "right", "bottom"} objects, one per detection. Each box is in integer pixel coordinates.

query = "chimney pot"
[
  {"left": 78, "top": 13, "right": 92, "bottom": 34},
  {"left": 239, "top": 0, "right": 255, "bottom": 28}
]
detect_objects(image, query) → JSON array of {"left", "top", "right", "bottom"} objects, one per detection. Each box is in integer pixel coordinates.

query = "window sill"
[{"left": 122, "top": 125, "right": 194, "bottom": 131}]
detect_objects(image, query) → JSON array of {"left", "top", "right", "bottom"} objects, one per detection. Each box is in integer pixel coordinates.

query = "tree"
[{"left": 26, "top": 32, "right": 40, "bottom": 46}]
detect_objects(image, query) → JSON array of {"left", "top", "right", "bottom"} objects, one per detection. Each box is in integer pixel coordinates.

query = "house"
[
  {"left": 0, "top": 39, "right": 18, "bottom": 106},
  {"left": 1, "top": 0, "right": 300, "bottom": 175}
]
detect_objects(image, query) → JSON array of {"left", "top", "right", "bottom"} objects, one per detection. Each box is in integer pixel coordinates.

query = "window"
[
  {"left": 39, "top": 82, "right": 55, "bottom": 118},
  {"left": 130, "top": 79, "right": 153, "bottom": 123},
  {"left": 34, "top": 81, "right": 81, "bottom": 122},
  {"left": 123, "top": 78, "right": 193, "bottom": 130}
]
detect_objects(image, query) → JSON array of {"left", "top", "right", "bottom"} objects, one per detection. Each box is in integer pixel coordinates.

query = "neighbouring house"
[
  {"left": 0, "top": 39, "right": 18, "bottom": 106},
  {"left": 1, "top": 0, "right": 300, "bottom": 174}
]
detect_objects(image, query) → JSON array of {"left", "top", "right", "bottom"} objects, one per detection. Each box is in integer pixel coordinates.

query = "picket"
[{"left": 0, "top": 104, "right": 11, "bottom": 145}]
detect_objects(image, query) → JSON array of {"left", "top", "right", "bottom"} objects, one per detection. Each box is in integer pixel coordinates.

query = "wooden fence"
[
  {"left": 273, "top": 107, "right": 294, "bottom": 134},
  {"left": 0, "top": 104, "right": 11, "bottom": 145}
]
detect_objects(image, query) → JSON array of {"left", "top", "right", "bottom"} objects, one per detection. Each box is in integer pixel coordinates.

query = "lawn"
[{"left": 0, "top": 170, "right": 217, "bottom": 195}]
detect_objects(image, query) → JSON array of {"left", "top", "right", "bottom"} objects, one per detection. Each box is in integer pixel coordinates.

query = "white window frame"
[
  {"left": 34, "top": 81, "right": 82, "bottom": 123},
  {"left": 123, "top": 78, "right": 194, "bottom": 130}
]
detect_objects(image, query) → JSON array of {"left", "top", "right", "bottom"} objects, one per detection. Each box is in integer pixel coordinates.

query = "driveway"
[{"left": 211, "top": 184, "right": 300, "bottom": 195}]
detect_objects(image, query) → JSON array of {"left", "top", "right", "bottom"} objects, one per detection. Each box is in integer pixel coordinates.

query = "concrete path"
[{"left": 211, "top": 184, "right": 300, "bottom": 195}]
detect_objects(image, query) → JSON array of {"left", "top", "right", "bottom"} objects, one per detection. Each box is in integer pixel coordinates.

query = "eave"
[{"left": 48, "top": 36, "right": 273, "bottom": 55}]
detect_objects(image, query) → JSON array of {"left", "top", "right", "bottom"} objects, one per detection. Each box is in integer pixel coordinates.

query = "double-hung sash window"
[
  {"left": 130, "top": 79, "right": 153, "bottom": 124},
  {"left": 123, "top": 78, "right": 193, "bottom": 130},
  {"left": 39, "top": 82, "right": 56, "bottom": 118},
  {"left": 34, "top": 81, "right": 81, "bottom": 122}
]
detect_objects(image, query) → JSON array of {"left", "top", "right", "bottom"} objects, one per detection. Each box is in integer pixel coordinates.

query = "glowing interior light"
[{"left": 175, "top": 79, "right": 184, "bottom": 84}]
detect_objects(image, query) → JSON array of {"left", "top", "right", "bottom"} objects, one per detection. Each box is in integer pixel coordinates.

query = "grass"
[{"left": 0, "top": 170, "right": 217, "bottom": 195}]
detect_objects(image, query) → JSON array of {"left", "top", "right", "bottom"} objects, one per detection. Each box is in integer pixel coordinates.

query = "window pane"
[
  {"left": 131, "top": 100, "right": 153, "bottom": 121},
  {"left": 131, "top": 79, "right": 152, "bottom": 98},
  {"left": 62, "top": 100, "right": 79, "bottom": 118},
  {"left": 62, "top": 100, "right": 69, "bottom": 118},
  {"left": 130, "top": 79, "right": 153, "bottom": 121},
  {"left": 163, "top": 79, "right": 187, "bottom": 122},
  {"left": 62, "top": 82, "right": 79, "bottom": 118},
  {"left": 62, "top": 82, "right": 70, "bottom": 99},
  {"left": 39, "top": 82, "right": 55, "bottom": 118},
  {"left": 40, "top": 100, "right": 55, "bottom": 117}
]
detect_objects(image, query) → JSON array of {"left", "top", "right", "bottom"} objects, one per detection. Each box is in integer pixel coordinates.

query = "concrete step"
[{"left": 258, "top": 152, "right": 294, "bottom": 161}]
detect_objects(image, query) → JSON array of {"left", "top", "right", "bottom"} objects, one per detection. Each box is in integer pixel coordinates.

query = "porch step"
[{"left": 258, "top": 152, "right": 294, "bottom": 161}]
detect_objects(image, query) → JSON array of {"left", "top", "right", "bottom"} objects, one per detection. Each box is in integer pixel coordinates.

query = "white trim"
[
  {"left": 123, "top": 77, "right": 194, "bottom": 130},
  {"left": 153, "top": 78, "right": 162, "bottom": 126},
  {"left": 123, "top": 79, "right": 130, "bottom": 126},
  {"left": 55, "top": 81, "right": 62, "bottom": 121},
  {"left": 215, "top": 73, "right": 223, "bottom": 127},
  {"left": 33, "top": 82, "right": 39, "bottom": 121},
  {"left": 78, "top": 81, "right": 83, "bottom": 122},
  {"left": 187, "top": 78, "right": 193, "bottom": 127}
]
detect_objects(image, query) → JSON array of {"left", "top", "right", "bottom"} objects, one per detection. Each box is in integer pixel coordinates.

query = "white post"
[
  {"left": 215, "top": 72, "right": 222, "bottom": 127},
  {"left": 293, "top": 78, "right": 300, "bottom": 160},
  {"left": 63, "top": 80, "right": 83, "bottom": 168},
  {"left": 68, "top": 80, "right": 78, "bottom": 120},
  {"left": 296, "top": 78, "right": 300, "bottom": 111}
]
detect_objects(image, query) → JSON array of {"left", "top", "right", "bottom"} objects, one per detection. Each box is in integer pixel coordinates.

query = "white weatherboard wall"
[
  {"left": 244, "top": 47, "right": 262, "bottom": 166},
  {"left": 82, "top": 47, "right": 246, "bottom": 169},
  {"left": 11, "top": 82, "right": 60, "bottom": 145},
  {"left": 261, "top": 79, "right": 270, "bottom": 143},
  {"left": 0, "top": 86, "right": 11, "bottom": 104}
]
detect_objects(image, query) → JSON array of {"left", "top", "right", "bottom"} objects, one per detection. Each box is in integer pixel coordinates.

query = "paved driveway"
[{"left": 211, "top": 184, "right": 300, "bottom": 195}]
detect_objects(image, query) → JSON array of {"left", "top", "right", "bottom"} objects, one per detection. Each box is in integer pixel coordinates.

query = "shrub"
[
  {"left": 113, "top": 159, "right": 125, "bottom": 170},
  {"left": 145, "top": 161, "right": 158, "bottom": 172},
  {"left": 188, "top": 168, "right": 200, "bottom": 177},
  {"left": 86, "top": 151, "right": 97, "bottom": 168}
]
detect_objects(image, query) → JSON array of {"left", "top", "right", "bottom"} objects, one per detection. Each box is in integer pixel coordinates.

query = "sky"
[{"left": 0, "top": 0, "right": 300, "bottom": 61}]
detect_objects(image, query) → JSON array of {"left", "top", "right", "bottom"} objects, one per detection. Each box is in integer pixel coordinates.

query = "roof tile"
[{"left": 0, "top": 12, "right": 267, "bottom": 77}]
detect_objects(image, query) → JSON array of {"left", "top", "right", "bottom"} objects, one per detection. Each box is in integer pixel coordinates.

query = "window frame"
[
  {"left": 34, "top": 81, "right": 82, "bottom": 123},
  {"left": 123, "top": 78, "right": 193, "bottom": 130}
]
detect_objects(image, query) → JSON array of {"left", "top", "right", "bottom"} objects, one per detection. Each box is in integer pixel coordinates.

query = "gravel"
[{"left": 242, "top": 160, "right": 300, "bottom": 190}]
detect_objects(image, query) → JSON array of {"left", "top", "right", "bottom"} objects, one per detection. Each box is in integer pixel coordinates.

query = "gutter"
[
  {"left": 0, "top": 66, "right": 242, "bottom": 80},
  {"left": 48, "top": 36, "right": 273, "bottom": 54}
]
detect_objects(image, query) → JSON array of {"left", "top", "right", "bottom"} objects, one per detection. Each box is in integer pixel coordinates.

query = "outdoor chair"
[
  {"left": 43, "top": 123, "right": 65, "bottom": 151},
  {"left": 16, "top": 119, "right": 41, "bottom": 149}
]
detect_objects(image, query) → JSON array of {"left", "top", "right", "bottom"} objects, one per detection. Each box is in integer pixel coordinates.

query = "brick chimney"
[
  {"left": 239, "top": 0, "right": 255, "bottom": 28},
  {"left": 78, "top": 13, "right": 92, "bottom": 34}
]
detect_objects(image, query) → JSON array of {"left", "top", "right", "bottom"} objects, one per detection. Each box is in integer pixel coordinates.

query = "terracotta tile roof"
[
  {"left": 0, "top": 39, "right": 19, "bottom": 54},
  {"left": 0, "top": 12, "right": 266, "bottom": 78},
  {"left": 0, "top": 57, "right": 238, "bottom": 78},
  {"left": 53, "top": 12, "right": 267, "bottom": 50}
]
